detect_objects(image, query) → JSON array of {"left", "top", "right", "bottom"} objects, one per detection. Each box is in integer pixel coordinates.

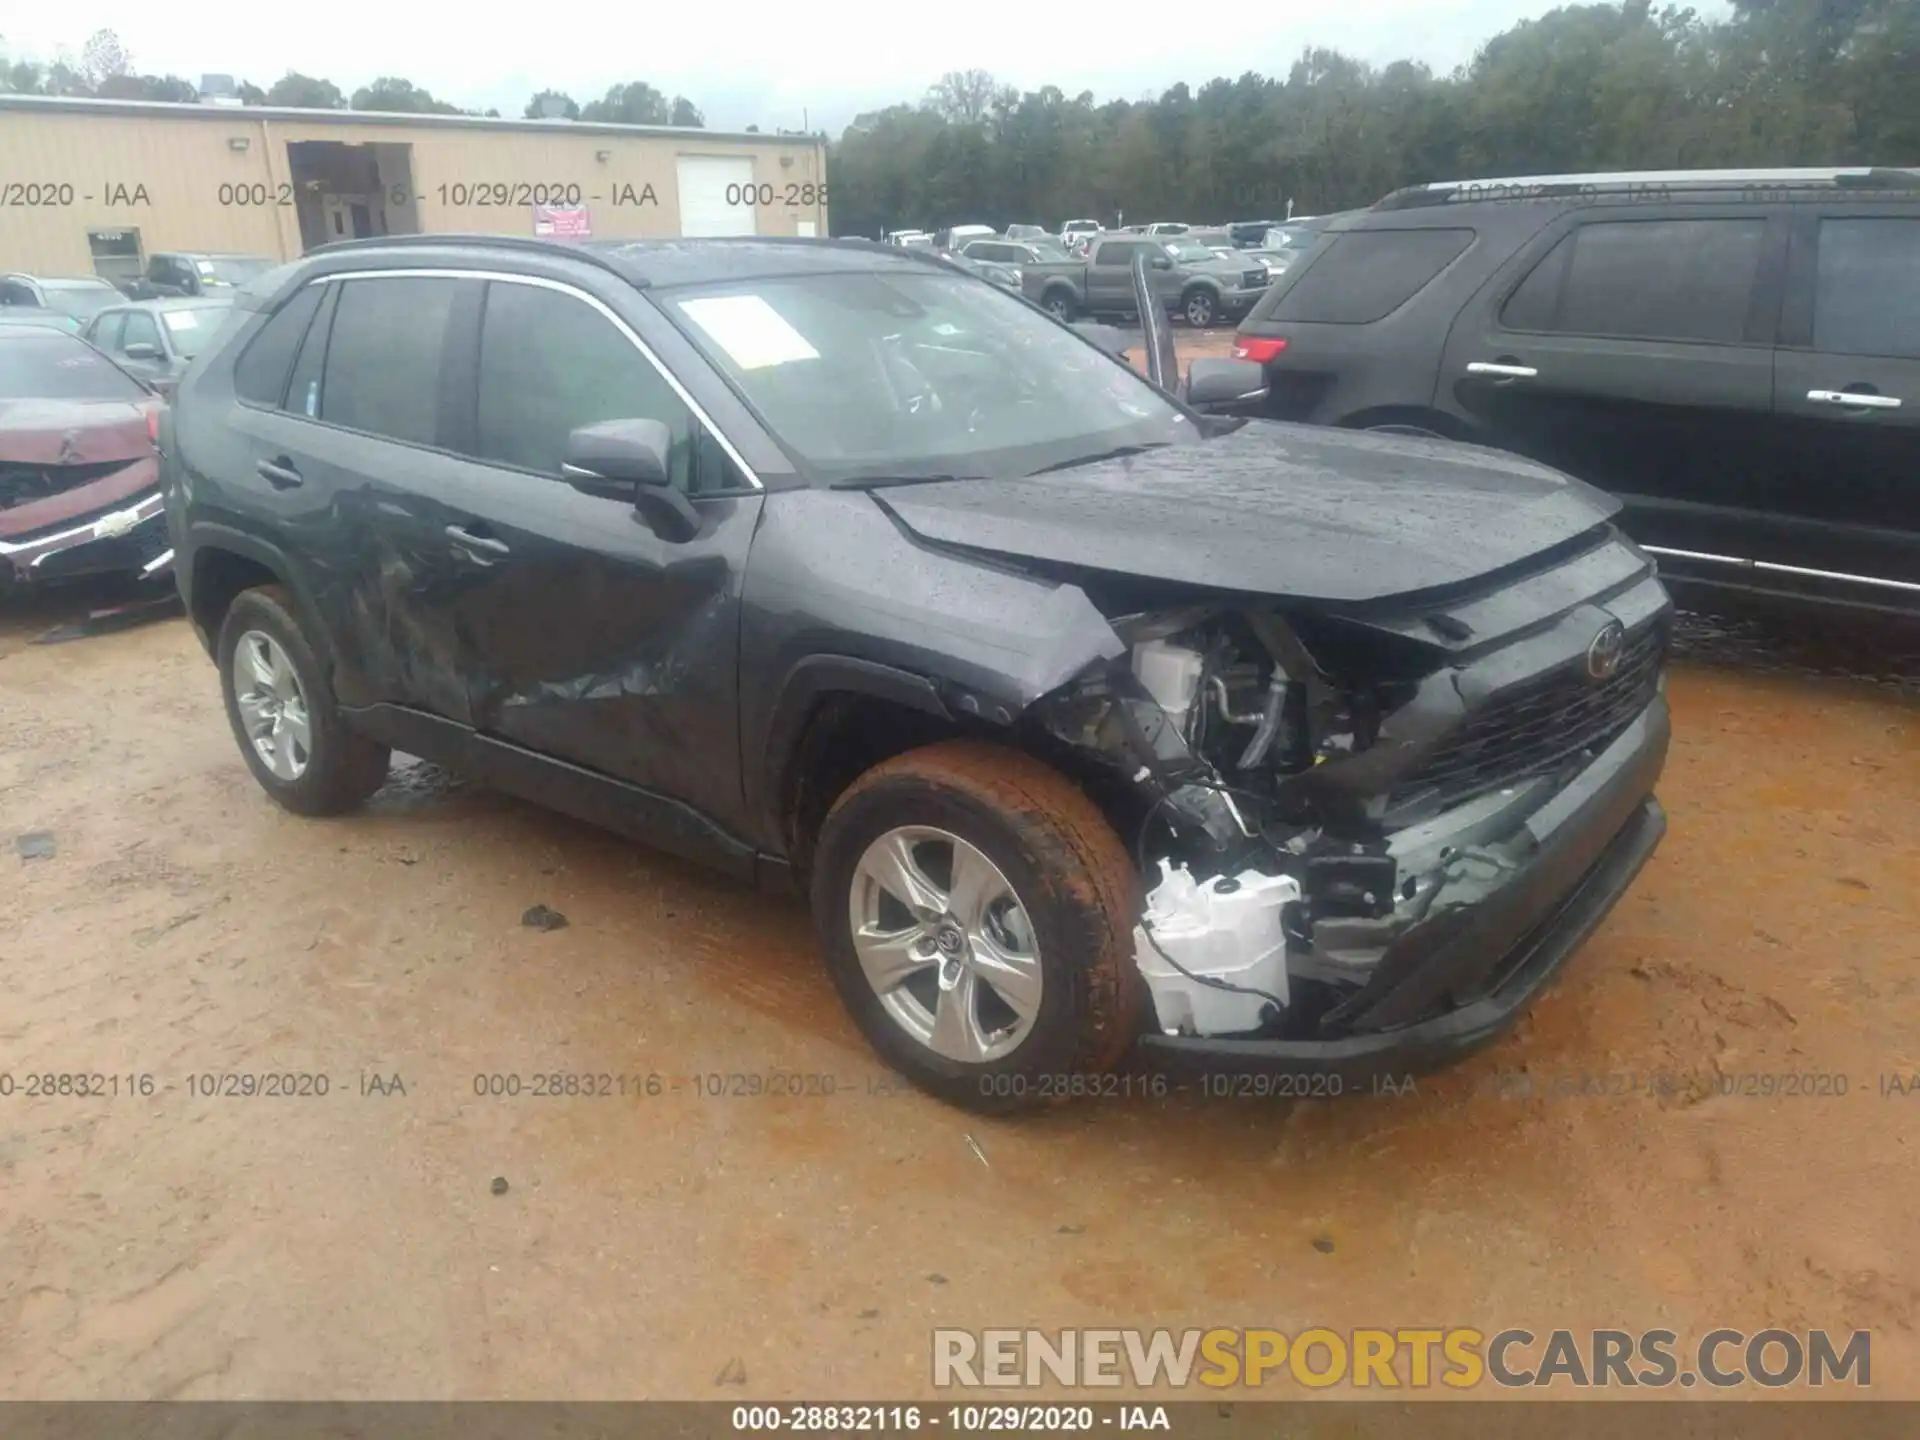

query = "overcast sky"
[{"left": 9, "top": 0, "right": 1603, "bottom": 135}]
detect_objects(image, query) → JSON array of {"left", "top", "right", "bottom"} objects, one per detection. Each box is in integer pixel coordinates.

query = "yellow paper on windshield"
[{"left": 680, "top": 295, "right": 819, "bottom": 370}]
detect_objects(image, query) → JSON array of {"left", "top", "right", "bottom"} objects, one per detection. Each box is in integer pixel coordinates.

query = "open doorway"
[{"left": 285, "top": 140, "right": 421, "bottom": 251}]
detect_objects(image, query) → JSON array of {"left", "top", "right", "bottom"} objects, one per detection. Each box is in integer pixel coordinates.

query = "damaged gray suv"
[{"left": 164, "top": 235, "right": 1671, "bottom": 1111}]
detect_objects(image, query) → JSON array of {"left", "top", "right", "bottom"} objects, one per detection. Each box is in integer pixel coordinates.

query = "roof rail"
[
  {"left": 300, "top": 231, "right": 646, "bottom": 285},
  {"left": 1375, "top": 166, "right": 1920, "bottom": 210}
]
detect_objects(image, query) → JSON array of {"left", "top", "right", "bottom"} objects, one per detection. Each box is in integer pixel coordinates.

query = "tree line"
[
  {"left": 5, "top": 1, "right": 1914, "bottom": 240},
  {"left": 0, "top": 28, "right": 708, "bottom": 127},
  {"left": 828, "top": 0, "right": 1919, "bottom": 236}
]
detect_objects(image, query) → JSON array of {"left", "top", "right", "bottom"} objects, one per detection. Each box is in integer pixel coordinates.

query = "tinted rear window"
[
  {"left": 319, "top": 277, "right": 459, "bottom": 445},
  {"left": 1267, "top": 228, "right": 1474, "bottom": 324},
  {"left": 234, "top": 283, "right": 325, "bottom": 408},
  {"left": 0, "top": 332, "right": 146, "bottom": 401},
  {"left": 1504, "top": 219, "right": 1766, "bottom": 344},
  {"left": 1814, "top": 218, "right": 1920, "bottom": 360}
]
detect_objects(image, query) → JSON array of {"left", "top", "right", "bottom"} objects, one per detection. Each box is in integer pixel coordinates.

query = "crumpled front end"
[
  {"left": 0, "top": 403, "right": 170, "bottom": 589},
  {"left": 1022, "top": 529, "right": 1673, "bottom": 1078}
]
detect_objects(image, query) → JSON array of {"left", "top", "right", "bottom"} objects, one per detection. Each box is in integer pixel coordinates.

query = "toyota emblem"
[{"left": 1585, "top": 620, "right": 1626, "bottom": 681}]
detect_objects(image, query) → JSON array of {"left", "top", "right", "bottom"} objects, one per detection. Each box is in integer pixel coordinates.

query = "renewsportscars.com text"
[{"left": 932, "top": 1327, "right": 1871, "bottom": 1390}]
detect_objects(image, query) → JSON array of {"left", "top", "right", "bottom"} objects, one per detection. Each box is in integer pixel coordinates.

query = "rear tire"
[
  {"left": 810, "top": 740, "right": 1146, "bottom": 1113},
  {"left": 1042, "top": 289, "right": 1076, "bottom": 322},
  {"left": 217, "top": 585, "right": 390, "bottom": 816}
]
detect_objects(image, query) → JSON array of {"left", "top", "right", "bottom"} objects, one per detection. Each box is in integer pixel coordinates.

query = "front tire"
[
  {"left": 811, "top": 740, "right": 1146, "bottom": 1113},
  {"left": 1183, "top": 289, "right": 1217, "bottom": 327},
  {"left": 217, "top": 585, "right": 390, "bottom": 816}
]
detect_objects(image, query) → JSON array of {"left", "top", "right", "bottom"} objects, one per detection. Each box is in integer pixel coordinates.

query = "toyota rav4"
[{"left": 164, "top": 236, "right": 1672, "bottom": 1112}]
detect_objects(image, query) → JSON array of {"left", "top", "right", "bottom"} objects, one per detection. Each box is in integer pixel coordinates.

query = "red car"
[{"left": 0, "top": 325, "right": 168, "bottom": 591}]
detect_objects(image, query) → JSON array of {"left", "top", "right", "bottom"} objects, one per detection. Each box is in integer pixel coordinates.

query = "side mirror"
[
  {"left": 1182, "top": 357, "right": 1269, "bottom": 413},
  {"left": 562, "top": 417, "right": 700, "bottom": 542},
  {"left": 1149, "top": 254, "right": 1174, "bottom": 270},
  {"left": 124, "top": 341, "right": 161, "bottom": 360}
]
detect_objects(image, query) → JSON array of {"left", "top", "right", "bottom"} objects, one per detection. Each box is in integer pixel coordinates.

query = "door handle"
[
  {"left": 1807, "top": 389, "right": 1901, "bottom": 410},
  {"left": 1467, "top": 361, "right": 1539, "bottom": 379},
  {"left": 256, "top": 457, "right": 302, "bottom": 489},
  {"left": 445, "top": 524, "right": 510, "bottom": 557}
]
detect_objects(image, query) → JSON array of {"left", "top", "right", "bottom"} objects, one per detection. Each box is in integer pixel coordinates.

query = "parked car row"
[
  {"left": 885, "top": 221, "right": 1300, "bottom": 328},
  {"left": 0, "top": 253, "right": 276, "bottom": 594},
  {"left": 0, "top": 323, "right": 171, "bottom": 593}
]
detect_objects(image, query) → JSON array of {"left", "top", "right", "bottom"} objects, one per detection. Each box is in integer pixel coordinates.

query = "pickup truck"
[
  {"left": 118, "top": 252, "right": 277, "bottom": 300},
  {"left": 1020, "top": 234, "right": 1273, "bottom": 327}
]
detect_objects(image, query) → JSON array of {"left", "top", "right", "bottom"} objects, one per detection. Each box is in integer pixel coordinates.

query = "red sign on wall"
[{"left": 533, "top": 205, "right": 592, "bottom": 238}]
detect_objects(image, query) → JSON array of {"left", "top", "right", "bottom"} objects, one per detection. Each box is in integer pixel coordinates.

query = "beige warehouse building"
[{"left": 0, "top": 94, "right": 830, "bottom": 279}]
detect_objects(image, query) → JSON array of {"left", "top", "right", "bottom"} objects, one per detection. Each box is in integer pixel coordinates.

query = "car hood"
[
  {"left": 0, "top": 399, "right": 154, "bottom": 466},
  {"left": 871, "top": 420, "right": 1622, "bottom": 605}
]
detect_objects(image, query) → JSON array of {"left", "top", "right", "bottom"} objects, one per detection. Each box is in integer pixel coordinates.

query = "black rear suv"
[
  {"left": 164, "top": 235, "right": 1672, "bottom": 1112},
  {"left": 1233, "top": 168, "right": 1920, "bottom": 619}
]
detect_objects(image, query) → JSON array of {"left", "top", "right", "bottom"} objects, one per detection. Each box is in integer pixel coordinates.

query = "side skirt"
[{"left": 341, "top": 702, "right": 787, "bottom": 888}]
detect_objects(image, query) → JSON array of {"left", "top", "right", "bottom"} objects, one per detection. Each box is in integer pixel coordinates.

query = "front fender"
[{"left": 756, "top": 655, "right": 954, "bottom": 845}]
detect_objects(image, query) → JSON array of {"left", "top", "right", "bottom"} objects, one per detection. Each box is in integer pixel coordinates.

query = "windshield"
[
  {"left": 41, "top": 283, "right": 122, "bottom": 320},
  {"left": 1162, "top": 240, "right": 1216, "bottom": 263},
  {"left": 661, "top": 270, "right": 1193, "bottom": 484},
  {"left": 159, "top": 303, "right": 232, "bottom": 358},
  {"left": 196, "top": 257, "right": 274, "bottom": 287},
  {"left": 1263, "top": 227, "right": 1313, "bottom": 249},
  {"left": 0, "top": 332, "right": 147, "bottom": 401},
  {"left": 1021, "top": 240, "right": 1071, "bottom": 261}
]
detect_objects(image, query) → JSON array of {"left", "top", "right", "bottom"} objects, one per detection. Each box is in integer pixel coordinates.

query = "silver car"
[{"left": 82, "top": 297, "right": 235, "bottom": 397}]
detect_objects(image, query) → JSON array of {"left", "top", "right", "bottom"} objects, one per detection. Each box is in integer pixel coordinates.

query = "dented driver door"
[{"left": 429, "top": 276, "right": 765, "bottom": 832}]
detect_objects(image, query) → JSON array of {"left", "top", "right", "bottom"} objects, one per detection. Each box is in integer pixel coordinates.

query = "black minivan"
[{"left": 1232, "top": 168, "right": 1920, "bottom": 619}]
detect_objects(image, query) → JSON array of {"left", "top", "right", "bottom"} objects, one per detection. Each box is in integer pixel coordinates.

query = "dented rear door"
[{"left": 432, "top": 276, "right": 763, "bottom": 829}]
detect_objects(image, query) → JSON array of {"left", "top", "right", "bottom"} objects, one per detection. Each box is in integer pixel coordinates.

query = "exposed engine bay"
[{"left": 1027, "top": 600, "right": 1664, "bottom": 1043}]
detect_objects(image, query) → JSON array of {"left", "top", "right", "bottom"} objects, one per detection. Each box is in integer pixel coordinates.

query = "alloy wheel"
[
  {"left": 848, "top": 825, "right": 1043, "bottom": 1063},
  {"left": 231, "top": 629, "right": 312, "bottom": 781}
]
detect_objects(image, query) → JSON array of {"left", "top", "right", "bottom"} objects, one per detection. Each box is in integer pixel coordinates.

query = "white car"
[
  {"left": 943, "top": 224, "right": 997, "bottom": 249},
  {"left": 1060, "top": 218, "right": 1103, "bottom": 242}
]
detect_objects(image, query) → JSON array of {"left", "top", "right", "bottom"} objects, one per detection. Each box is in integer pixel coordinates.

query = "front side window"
[
  {"left": 1813, "top": 218, "right": 1920, "bottom": 360},
  {"left": 475, "top": 280, "right": 724, "bottom": 494},
  {"left": 121, "top": 311, "right": 162, "bottom": 353},
  {"left": 319, "top": 277, "right": 459, "bottom": 445},
  {"left": 90, "top": 312, "right": 126, "bottom": 350},
  {"left": 660, "top": 268, "right": 1194, "bottom": 484}
]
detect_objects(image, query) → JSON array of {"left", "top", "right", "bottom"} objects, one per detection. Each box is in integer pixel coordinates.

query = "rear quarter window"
[
  {"left": 1264, "top": 228, "right": 1476, "bottom": 324},
  {"left": 233, "top": 283, "right": 326, "bottom": 408}
]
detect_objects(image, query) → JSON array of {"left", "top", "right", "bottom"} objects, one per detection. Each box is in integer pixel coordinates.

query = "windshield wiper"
[
  {"left": 1026, "top": 442, "right": 1171, "bottom": 476},
  {"left": 829, "top": 473, "right": 990, "bottom": 490}
]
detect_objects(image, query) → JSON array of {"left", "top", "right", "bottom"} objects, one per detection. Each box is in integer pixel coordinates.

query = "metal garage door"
[{"left": 676, "top": 157, "right": 758, "bottom": 237}]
